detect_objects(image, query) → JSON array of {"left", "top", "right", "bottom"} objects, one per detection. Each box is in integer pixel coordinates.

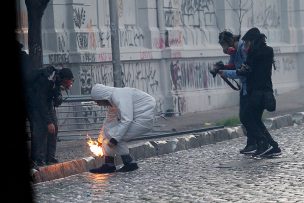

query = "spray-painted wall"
[{"left": 16, "top": 0, "right": 304, "bottom": 116}]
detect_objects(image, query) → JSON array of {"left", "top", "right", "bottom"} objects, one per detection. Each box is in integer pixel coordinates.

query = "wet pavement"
[{"left": 33, "top": 123, "right": 304, "bottom": 203}]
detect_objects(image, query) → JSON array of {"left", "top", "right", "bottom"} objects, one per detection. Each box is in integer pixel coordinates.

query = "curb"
[{"left": 32, "top": 112, "right": 304, "bottom": 184}]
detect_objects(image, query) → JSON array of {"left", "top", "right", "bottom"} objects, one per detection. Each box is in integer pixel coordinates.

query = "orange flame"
[{"left": 87, "top": 134, "right": 104, "bottom": 157}]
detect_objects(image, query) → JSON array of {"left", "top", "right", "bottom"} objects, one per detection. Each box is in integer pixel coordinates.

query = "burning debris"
[{"left": 87, "top": 134, "right": 104, "bottom": 157}]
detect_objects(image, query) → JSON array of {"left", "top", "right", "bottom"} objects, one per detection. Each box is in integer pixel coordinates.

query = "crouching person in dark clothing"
[
  {"left": 237, "top": 27, "right": 281, "bottom": 158},
  {"left": 89, "top": 84, "right": 156, "bottom": 173},
  {"left": 28, "top": 66, "right": 74, "bottom": 167}
]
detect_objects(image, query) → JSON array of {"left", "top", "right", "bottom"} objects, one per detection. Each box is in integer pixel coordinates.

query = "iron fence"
[
  {"left": 25, "top": 96, "right": 106, "bottom": 141},
  {"left": 25, "top": 95, "right": 222, "bottom": 141}
]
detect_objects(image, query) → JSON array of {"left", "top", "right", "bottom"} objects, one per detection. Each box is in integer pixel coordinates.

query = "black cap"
[
  {"left": 218, "top": 31, "right": 233, "bottom": 44},
  {"left": 59, "top": 68, "right": 74, "bottom": 80},
  {"left": 242, "top": 27, "right": 260, "bottom": 41}
]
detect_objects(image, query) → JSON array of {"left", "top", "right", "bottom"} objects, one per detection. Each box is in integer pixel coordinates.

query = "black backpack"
[
  {"left": 25, "top": 66, "right": 60, "bottom": 108},
  {"left": 26, "top": 65, "right": 57, "bottom": 88}
]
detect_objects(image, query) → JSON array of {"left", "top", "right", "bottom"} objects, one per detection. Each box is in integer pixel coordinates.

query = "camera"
[{"left": 210, "top": 61, "right": 225, "bottom": 78}]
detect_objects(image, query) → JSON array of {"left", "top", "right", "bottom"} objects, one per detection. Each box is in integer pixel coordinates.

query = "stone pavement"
[
  {"left": 31, "top": 112, "right": 304, "bottom": 184},
  {"left": 31, "top": 88, "right": 304, "bottom": 183},
  {"left": 33, "top": 123, "right": 304, "bottom": 202}
]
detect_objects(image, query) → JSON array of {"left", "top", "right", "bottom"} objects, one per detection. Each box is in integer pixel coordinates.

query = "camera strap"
[{"left": 220, "top": 76, "right": 241, "bottom": 91}]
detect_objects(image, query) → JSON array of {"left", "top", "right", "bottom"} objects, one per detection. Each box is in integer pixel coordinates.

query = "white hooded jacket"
[{"left": 91, "top": 84, "right": 156, "bottom": 142}]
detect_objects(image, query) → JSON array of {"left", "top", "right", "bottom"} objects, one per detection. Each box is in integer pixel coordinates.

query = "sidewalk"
[
  {"left": 33, "top": 87, "right": 304, "bottom": 183},
  {"left": 156, "top": 87, "right": 304, "bottom": 132}
]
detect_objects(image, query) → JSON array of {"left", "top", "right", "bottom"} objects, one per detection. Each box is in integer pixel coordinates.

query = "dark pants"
[
  {"left": 239, "top": 94, "right": 256, "bottom": 146},
  {"left": 241, "top": 91, "right": 278, "bottom": 147},
  {"left": 30, "top": 110, "right": 58, "bottom": 163}
]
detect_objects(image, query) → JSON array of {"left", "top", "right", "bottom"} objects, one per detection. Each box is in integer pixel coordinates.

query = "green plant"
[{"left": 216, "top": 116, "right": 241, "bottom": 127}]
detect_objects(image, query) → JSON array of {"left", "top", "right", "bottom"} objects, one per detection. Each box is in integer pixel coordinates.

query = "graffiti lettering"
[
  {"left": 49, "top": 53, "right": 69, "bottom": 64},
  {"left": 180, "top": 0, "right": 217, "bottom": 27},
  {"left": 153, "top": 37, "right": 165, "bottom": 49},
  {"left": 120, "top": 26, "right": 144, "bottom": 47},
  {"left": 254, "top": 2, "right": 280, "bottom": 28},
  {"left": 164, "top": 0, "right": 180, "bottom": 27},
  {"left": 98, "top": 30, "right": 111, "bottom": 48},
  {"left": 170, "top": 59, "right": 226, "bottom": 90},
  {"left": 73, "top": 7, "right": 86, "bottom": 29},
  {"left": 80, "top": 64, "right": 113, "bottom": 95},
  {"left": 76, "top": 32, "right": 89, "bottom": 50},
  {"left": 168, "top": 31, "right": 183, "bottom": 47},
  {"left": 97, "top": 53, "right": 112, "bottom": 62},
  {"left": 79, "top": 66, "right": 93, "bottom": 95},
  {"left": 80, "top": 62, "right": 161, "bottom": 95},
  {"left": 282, "top": 57, "right": 296, "bottom": 72},
  {"left": 81, "top": 53, "right": 95, "bottom": 63},
  {"left": 140, "top": 51, "right": 153, "bottom": 60},
  {"left": 122, "top": 62, "right": 160, "bottom": 94}
]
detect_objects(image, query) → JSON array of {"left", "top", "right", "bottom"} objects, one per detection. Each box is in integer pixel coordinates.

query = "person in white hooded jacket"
[{"left": 89, "top": 84, "right": 156, "bottom": 173}]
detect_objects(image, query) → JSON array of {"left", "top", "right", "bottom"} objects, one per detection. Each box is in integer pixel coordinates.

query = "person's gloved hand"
[
  {"left": 214, "top": 61, "right": 224, "bottom": 69},
  {"left": 48, "top": 123, "right": 56, "bottom": 134},
  {"left": 236, "top": 64, "right": 252, "bottom": 76},
  {"left": 104, "top": 138, "right": 118, "bottom": 148}
]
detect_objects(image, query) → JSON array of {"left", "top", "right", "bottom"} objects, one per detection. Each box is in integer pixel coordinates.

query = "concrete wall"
[{"left": 16, "top": 0, "right": 304, "bottom": 115}]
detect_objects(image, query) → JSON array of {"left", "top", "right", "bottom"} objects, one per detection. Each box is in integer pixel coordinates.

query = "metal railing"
[
  {"left": 25, "top": 96, "right": 106, "bottom": 141},
  {"left": 25, "top": 95, "right": 224, "bottom": 141},
  {"left": 25, "top": 95, "right": 170, "bottom": 141},
  {"left": 56, "top": 96, "right": 106, "bottom": 140}
]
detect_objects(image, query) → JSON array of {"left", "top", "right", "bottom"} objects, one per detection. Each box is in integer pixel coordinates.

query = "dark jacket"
[
  {"left": 28, "top": 66, "right": 63, "bottom": 124},
  {"left": 244, "top": 44, "right": 274, "bottom": 94},
  {"left": 19, "top": 50, "right": 34, "bottom": 116}
]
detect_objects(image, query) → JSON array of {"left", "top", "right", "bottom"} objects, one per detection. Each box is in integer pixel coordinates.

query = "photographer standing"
[
  {"left": 27, "top": 66, "right": 74, "bottom": 167},
  {"left": 236, "top": 27, "right": 281, "bottom": 158},
  {"left": 215, "top": 31, "right": 257, "bottom": 155}
]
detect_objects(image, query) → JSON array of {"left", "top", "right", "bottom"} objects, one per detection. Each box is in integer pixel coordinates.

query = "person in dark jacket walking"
[
  {"left": 216, "top": 31, "right": 258, "bottom": 155},
  {"left": 27, "top": 66, "right": 74, "bottom": 167},
  {"left": 236, "top": 27, "right": 281, "bottom": 158}
]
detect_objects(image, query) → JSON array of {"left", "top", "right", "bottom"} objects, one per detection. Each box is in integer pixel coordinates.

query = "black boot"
[
  {"left": 116, "top": 155, "right": 139, "bottom": 172},
  {"left": 46, "top": 158, "right": 59, "bottom": 165},
  {"left": 89, "top": 156, "right": 116, "bottom": 174}
]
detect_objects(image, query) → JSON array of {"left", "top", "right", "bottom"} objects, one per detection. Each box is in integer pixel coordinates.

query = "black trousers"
[
  {"left": 241, "top": 91, "right": 278, "bottom": 147},
  {"left": 239, "top": 94, "right": 256, "bottom": 146},
  {"left": 30, "top": 110, "right": 58, "bottom": 163}
]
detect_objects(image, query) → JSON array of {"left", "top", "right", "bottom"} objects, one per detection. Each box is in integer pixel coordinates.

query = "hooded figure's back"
[{"left": 91, "top": 84, "right": 156, "bottom": 141}]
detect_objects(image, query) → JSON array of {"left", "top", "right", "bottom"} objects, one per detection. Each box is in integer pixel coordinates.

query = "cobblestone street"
[{"left": 33, "top": 124, "right": 304, "bottom": 203}]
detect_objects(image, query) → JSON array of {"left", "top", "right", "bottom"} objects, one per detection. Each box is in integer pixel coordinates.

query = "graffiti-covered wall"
[{"left": 16, "top": 0, "right": 304, "bottom": 115}]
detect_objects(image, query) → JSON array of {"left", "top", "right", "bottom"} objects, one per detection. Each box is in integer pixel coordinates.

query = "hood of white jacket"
[{"left": 91, "top": 84, "right": 115, "bottom": 101}]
